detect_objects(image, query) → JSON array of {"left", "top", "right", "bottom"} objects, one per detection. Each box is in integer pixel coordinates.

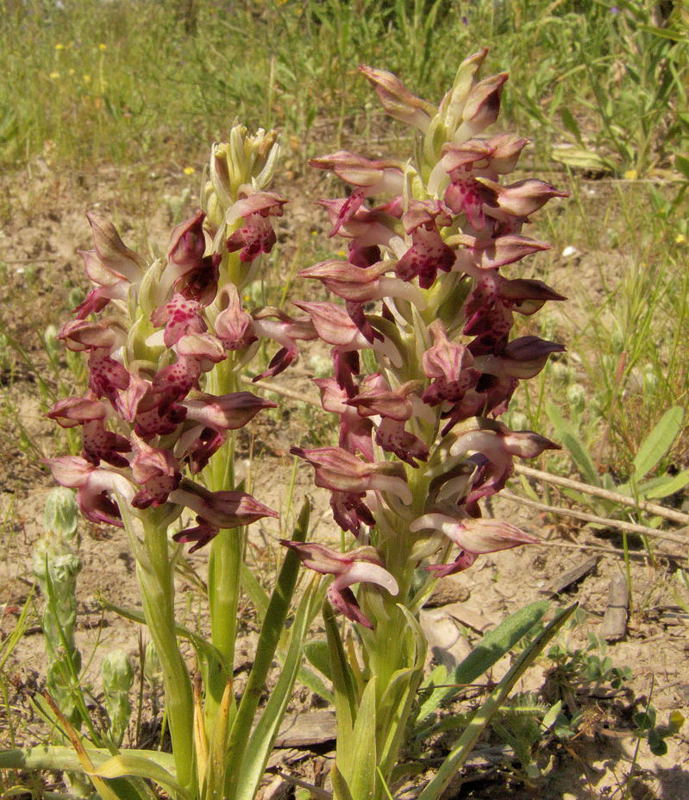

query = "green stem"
[
  {"left": 223, "top": 501, "right": 310, "bottom": 798},
  {"left": 136, "top": 511, "right": 195, "bottom": 793},
  {"left": 205, "top": 528, "right": 243, "bottom": 718},
  {"left": 204, "top": 358, "right": 243, "bottom": 718}
]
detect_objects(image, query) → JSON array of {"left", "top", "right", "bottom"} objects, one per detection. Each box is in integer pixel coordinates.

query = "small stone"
[{"left": 427, "top": 574, "right": 470, "bottom": 606}]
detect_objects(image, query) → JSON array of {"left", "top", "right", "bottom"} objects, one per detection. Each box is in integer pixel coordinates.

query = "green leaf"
[
  {"left": 634, "top": 709, "right": 656, "bottom": 731},
  {"left": 101, "top": 599, "right": 227, "bottom": 676},
  {"left": 304, "top": 640, "right": 332, "bottom": 680},
  {"left": 545, "top": 402, "right": 599, "bottom": 485},
  {"left": 225, "top": 500, "right": 312, "bottom": 799},
  {"left": 648, "top": 728, "right": 668, "bottom": 756},
  {"left": 89, "top": 754, "right": 190, "bottom": 800},
  {"left": 340, "top": 678, "right": 378, "bottom": 800},
  {"left": 638, "top": 24, "right": 688, "bottom": 43},
  {"left": 559, "top": 108, "right": 582, "bottom": 142},
  {"left": 416, "top": 600, "right": 549, "bottom": 729},
  {"left": 240, "top": 562, "right": 270, "bottom": 620},
  {"left": 551, "top": 146, "right": 614, "bottom": 173},
  {"left": 632, "top": 406, "right": 684, "bottom": 479},
  {"left": 324, "top": 601, "right": 358, "bottom": 736},
  {"left": 0, "top": 590, "right": 34, "bottom": 673},
  {"left": 541, "top": 701, "right": 563, "bottom": 732},
  {"left": 377, "top": 608, "right": 426, "bottom": 772},
  {"left": 296, "top": 663, "right": 334, "bottom": 705},
  {"left": 675, "top": 155, "right": 689, "bottom": 181},
  {"left": 234, "top": 584, "right": 322, "bottom": 800},
  {"left": 331, "top": 764, "right": 355, "bottom": 800},
  {"left": 637, "top": 468, "right": 689, "bottom": 500},
  {"left": 416, "top": 603, "right": 578, "bottom": 800},
  {"left": 0, "top": 746, "right": 174, "bottom": 800}
]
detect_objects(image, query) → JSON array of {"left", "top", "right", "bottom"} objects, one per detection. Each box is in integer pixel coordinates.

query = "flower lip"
[{"left": 280, "top": 540, "right": 399, "bottom": 628}]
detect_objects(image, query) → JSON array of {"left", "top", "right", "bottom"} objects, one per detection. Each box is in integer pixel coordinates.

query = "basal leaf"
[
  {"left": 344, "top": 678, "right": 378, "bottom": 800},
  {"left": 90, "top": 754, "right": 190, "bottom": 800},
  {"left": 641, "top": 468, "right": 689, "bottom": 500},
  {"left": 417, "top": 603, "right": 577, "bottom": 800}
]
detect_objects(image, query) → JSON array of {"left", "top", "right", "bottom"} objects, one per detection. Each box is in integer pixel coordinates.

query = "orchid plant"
[
  {"left": 284, "top": 50, "right": 573, "bottom": 799},
  {"left": 1, "top": 49, "right": 577, "bottom": 800},
  {"left": 1, "top": 126, "right": 324, "bottom": 800}
]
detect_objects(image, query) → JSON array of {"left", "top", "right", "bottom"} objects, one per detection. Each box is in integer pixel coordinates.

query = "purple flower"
[
  {"left": 46, "top": 456, "right": 133, "bottom": 528},
  {"left": 280, "top": 541, "right": 398, "bottom": 628},
  {"left": 291, "top": 446, "right": 412, "bottom": 505},
  {"left": 225, "top": 191, "right": 286, "bottom": 262},
  {"left": 410, "top": 516, "right": 537, "bottom": 577}
]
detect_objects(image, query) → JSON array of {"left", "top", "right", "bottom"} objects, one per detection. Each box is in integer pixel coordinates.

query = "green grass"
[
  {"left": 1, "top": 1, "right": 687, "bottom": 173},
  {"left": 507, "top": 174, "right": 689, "bottom": 475}
]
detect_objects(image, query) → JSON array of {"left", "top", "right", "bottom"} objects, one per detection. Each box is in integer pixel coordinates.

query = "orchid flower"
[
  {"left": 45, "top": 126, "right": 301, "bottom": 799},
  {"left": 285, "top": 55, "right": 569, "bottom": 798},
  {"left": 280, "top": 541, "right": 399, "bottom": 628}
]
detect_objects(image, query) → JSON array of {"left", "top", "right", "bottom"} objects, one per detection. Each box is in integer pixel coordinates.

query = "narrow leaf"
[
  {"left": 416, "top": 600, "right": 549, "bottom": 728},
  {"left": 342, "top": 678, "right": 377, "bottom": 800},
  {"left": 240, "top": 562, "right": 270, "bottom": 619},
  {"left": 675, "top": 155, "right": 689, "bottom": 180},
  {"left": 331, "top": 764, "right": 355, "bottom": 800},
  {"left": 101, "top": 599, "right": 227, "bottom": 676},
  {"left": 304, "top": 640, "right": 332, "bottom": 680},
  {"left": 234, "top": 583, "right": 322, "bottom": 800},
  {"left": 559, "top": 108, "right": 582, "bottom": 142},
  {"left": 0, "top": 746, "right": 175, "bottom": 775},
  {"left": 41, "top": 693, "right": 121, "bottom": 800},
  {"left": 551, "top": 146, "right": 614, "bottom": 173},
  {"left": 417, "top": 603, "right": 577, "bottom": 800},
  {"left": 225, "top": 500, "right": 311, "bottom": 798},
  {"left": 90, "top": 754, "right": 190, "bottom": 800},
  {"left": 642, "top": 468, "right": 689, "bottom": 499},
  {"left": 324, "top": 602, "right": 358, "bottom": 736}
]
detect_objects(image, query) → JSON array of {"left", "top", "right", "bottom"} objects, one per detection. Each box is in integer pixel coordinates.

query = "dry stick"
[
  {"left": 514, "top": 464, "right": 689, "bottom": 526},
  {"left": 500, "top": 490, "right": 688, "bottom": 547},
  {"left": 244, "top": 375, "right": 319, "bottom": 406},
  {"left": 537, "top": 540, "right": 669, "bottom": 559},
  {"left": 1, "top": 257, "right": 61, "bottom": 264}
]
